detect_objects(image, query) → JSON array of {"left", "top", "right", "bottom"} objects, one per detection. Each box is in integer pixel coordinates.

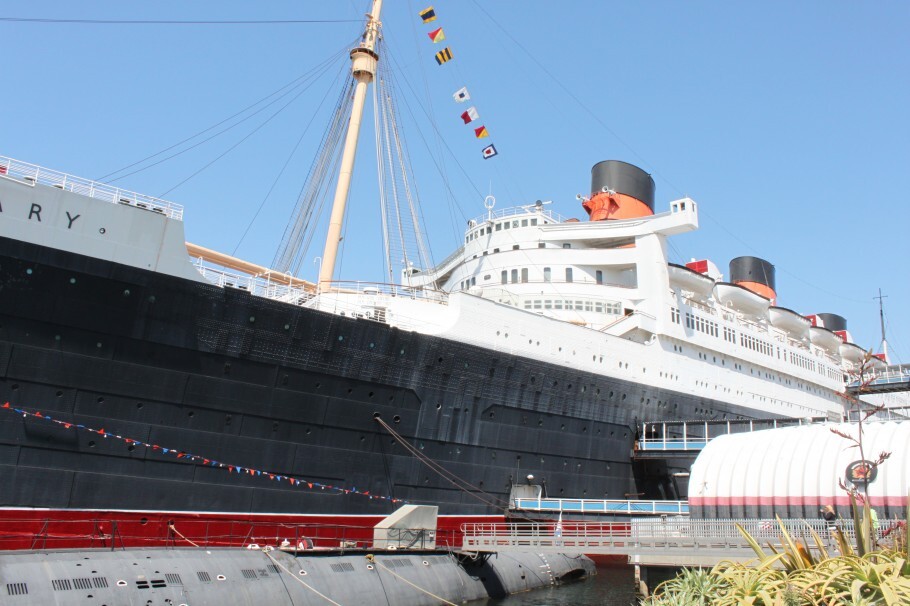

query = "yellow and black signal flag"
[
  {"left": 419, "top": 6, "right": 437, "bottom": 23},
  {"left": 427, "top": 27, "right": 445, "bottom": 43},
  {"left": 435, "top": 47, "right": 453, "bottom": 65}
]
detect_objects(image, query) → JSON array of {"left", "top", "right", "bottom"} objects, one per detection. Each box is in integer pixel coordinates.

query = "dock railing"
[{"left": 461, "top": 518, "right": 904, "bottom": 555}]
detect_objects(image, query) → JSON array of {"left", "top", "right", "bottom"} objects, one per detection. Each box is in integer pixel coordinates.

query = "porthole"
[
  {"left": 56, "top": 390, "right": 63, "bottom": 397},
  {"left": 123, "top": 289, "right": 130, "bottom": 296},
  {"left": 422, "top": 560, "right": 429, "bottom": 566},
  {"left": 393, "top": 415, "right": 401, "bottom": 424},
  {"left": 400, "top": 349, "right": 405, "bottom": 355},
  {"left": 369, "top": 343, "right": 375, "bottom": 348},
  {"left": 216, "top": 575, "right": 226, "bottom": 581},
  {"left": 299, "top": 570, "right": 308, "bottom": 576},
  {"left": 337, "top": 335, "right": 344, "bottom": 341},
  {"left": 284, "top": 324, "right": 290, "bottom": 330},
  {"left": 366, "top": 564, "right": 374, "bottom": 570},
  {"left": 26, "top": 268, "right": 33, "bottom": 275},
  {"left": 117, "top": 580, "right": 127, "bottom": 587}
]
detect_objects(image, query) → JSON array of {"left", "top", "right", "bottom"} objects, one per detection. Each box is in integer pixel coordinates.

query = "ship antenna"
[
  {"left": 874, "top": 288, "right": 888, "bottom": 363},
  {"left": 317, "top": 0, "right": 383, "bottom": 292}
]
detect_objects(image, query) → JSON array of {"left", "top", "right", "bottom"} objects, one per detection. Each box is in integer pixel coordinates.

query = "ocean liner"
[{"left": 0, "top": 3, "right": 879, "bottom": 548}]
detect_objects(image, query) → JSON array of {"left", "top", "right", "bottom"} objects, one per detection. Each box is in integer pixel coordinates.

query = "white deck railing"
[{"left": 0, "top": 155, "right": 184, "bottom": 220}]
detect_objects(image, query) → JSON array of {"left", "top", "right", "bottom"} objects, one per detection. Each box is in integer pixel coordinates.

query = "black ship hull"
[{"left": 0, "top": 236, "right": 765, "bottom": 517}]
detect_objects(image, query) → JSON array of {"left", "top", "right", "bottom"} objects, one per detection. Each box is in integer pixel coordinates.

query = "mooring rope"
[
  {"left": 167, "top": 524, "right": 200, "bottom": 547},
  {"left": 262, "top": 548, "right": 343, "bottom": 606},
  {"left": 366, "top": 554, "right": 458, "bottom": 606}
]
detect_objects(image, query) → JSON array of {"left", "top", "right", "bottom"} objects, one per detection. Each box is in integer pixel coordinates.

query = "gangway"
[
  {"left": 848, "top": 364, "right": 910, "bottom": 395},
  {"left": 634, "top": 416, "right": 826, "bottom": 457},
  {"left": 513, "top": 498, "right": 687, "bottom": 516}
]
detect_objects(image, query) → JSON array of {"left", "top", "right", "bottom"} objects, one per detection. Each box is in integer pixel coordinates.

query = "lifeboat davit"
[
  {"left": 769, "top": 306, "right": 810, "bottom": 340},
  {"left": 669, "top": 263, "right": 715, "bottom": 297},
  {"left": 714, "top": 282, "right": 770, "bottom": 316},
  {"left": 809, "top": 326, "right": 843, "bottom": 354}
]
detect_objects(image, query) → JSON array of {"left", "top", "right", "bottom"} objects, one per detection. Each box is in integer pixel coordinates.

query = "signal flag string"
[{"left": 1, "top": 402, "right": 404, "bottom": 505}]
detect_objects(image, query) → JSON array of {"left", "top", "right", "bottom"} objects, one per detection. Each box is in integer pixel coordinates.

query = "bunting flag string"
[
  {"left": 417, "top": 5, "right": 500, "bottom": 159},
  {"left": 1, "top": 402, "right": 404, "bottom": 504}
]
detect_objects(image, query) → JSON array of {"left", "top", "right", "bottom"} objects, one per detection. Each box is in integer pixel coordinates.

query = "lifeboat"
[
  {"left": 839, "top": 341, "right": 867, "bottom": 364},
  {"left": 809, "top": 326, "right": 843, "bottom": 354},
  {"left": 768, "top": 306, "right": 810, "bottom": 340},
  {"left": 714, "top": 282, "right": 770, "bottom": 316},
  {"left": 668, "top": 263, "right": 715, "bottom": 297}
]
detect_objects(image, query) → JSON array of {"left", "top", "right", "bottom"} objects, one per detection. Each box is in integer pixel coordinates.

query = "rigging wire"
[
  {"left": 232, "top": 60, "right": 351, "bottom": 256},
  {"left": 0, "top": 17, "right": 360, "bottom": 25},
  {"left": 98, "top": 39, "right": 357, "bottom": 184},
  {"left": 155, "top": 58, "right": 348, "bottom": 200},
  {"left": 272, "top": 78, "right": 355, "bottom": 274}
]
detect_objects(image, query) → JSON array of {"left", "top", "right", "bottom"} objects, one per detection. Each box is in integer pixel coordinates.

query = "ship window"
[
  {"left": 511, "top": 269, "right": 518, "bottom": 283},
  {"left": 521, "top": 219, "right": 528, "bottom": 227},
  {"left": 563, "top": 243, "right": 571, "bottom": 249},
  {"left": 538, "top": 242, "right": 545, "bottom": 248},
  {"left": 554, "top": 300, "right": 563, "bottom": 309},
  {"left": 595, "top": 302, "right": 604, "bottom": 313},
  {"left": 484, "top": 274, "right": 491, "bottom": 280},
  {"left": 486, "top": 226, "right": 492, "bottom": 234},
  {"left": 544, "top": 300, "right": 552, "bottom": 309},
  {"left": 533, "top": 300, "right": 542, "bottom": 310},
  {"left": 512, "top": 220, "right": 519, "bottom": 228},
  {"left": 483, "top": 251, "right": 488, "bottom": 256},
  {"left": 501, "top": 270, "right": 507, "bottom": 285},
  {"left": 566, "top": 268, "right": 573, "bottom": 283},
  {"left": 471, "top": 277, "right": 476, "bottom": 286},
  {"left": 521, "top": 268, "right": 529, "bottom": 283},
  {"left": 494, "top": 248, "right": 500, "bottom": 253},
  {"left": 504, "top": 222, "right": 510, "bottom": 229},
  {"left": 543, "top": 267, "right": 551, "bottom": 282},
  {"left": 596, "top": 270, "right": 603, "bottom": 285},
  {"left": 513, "top": 244, "right": 519, "bottom": 250},
  {"left": 531, "top": 218, "right": 538, "bottom": 226}
]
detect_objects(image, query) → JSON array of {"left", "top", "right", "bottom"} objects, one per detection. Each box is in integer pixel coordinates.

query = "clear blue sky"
[{"left": 1, "top": 1, "right": 907, "bottom": 363}]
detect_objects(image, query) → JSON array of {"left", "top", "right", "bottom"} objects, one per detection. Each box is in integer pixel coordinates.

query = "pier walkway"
[
  {"left": 635, "top": 417, "right": 826, "bottom": 456},
  {"left": 513, "top": 498, "right": 688, "bottom": 516},
  {"left": 461, "top": 518, "right": 903, "bottom": 567}
]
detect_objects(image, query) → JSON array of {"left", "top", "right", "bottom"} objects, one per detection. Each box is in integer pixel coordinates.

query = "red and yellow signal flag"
[
  {"left": 428, "top": 27, "right": 446, "bottom": 43},
  {"left": 474, "top": 125, "right": 489, "bottom": 139}
]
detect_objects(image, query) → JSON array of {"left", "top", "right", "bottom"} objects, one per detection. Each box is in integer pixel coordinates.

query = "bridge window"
[
  {"left": 596, "top": 270, "right": 603, "bottom": 285},
  {"left": 521, "top": 219, "right": 528, "bottom": 227},
  {"left": 495, "top": 223, "right": 502, "bottom": 231},
  {"left": 565, "top": 268, "right": 573, "bottom": 283},
  {"left": 563, "top": 243, "right": 571, "bottom": 249},
  {"left": 511, "top": 269, "right": 518, "bottom": 283},
  {"left": 521, "top": 268, "right": 529, "bottom": 283},
  {"left": 544, "top": 267, "right": 551, "bottom": 282},
  {"left": 501, "top": 270, "right": 507, "bottom": 285}
]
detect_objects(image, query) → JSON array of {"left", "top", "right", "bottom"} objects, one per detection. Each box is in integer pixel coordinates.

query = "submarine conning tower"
[
  {"left": 583, "top": 160, "right": 655, "bottom": 221},
  {"left": 729, "top": 256, "right": 776, "bottom": 304}
]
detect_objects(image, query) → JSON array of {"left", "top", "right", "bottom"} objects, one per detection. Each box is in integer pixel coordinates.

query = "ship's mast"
[
  {"left": 875, "top": 288, "right": 889, "bottom": 363},
  {"left": 318, "top": 0, "right": 383, "bottom": 291}
]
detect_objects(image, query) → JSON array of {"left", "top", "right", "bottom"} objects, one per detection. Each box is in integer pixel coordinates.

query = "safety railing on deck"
[
  {"left": 194, "top": 263, "right": 314, "bottom": 304},
  {"left": 0, "top": 155, "right": 184, "bottom": 220}
]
